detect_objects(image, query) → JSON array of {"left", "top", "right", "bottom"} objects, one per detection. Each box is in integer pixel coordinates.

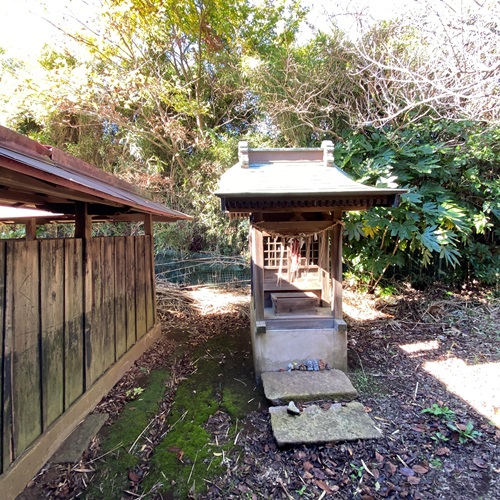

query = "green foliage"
[
  {"left": 429, "top": 458, "right": 443, "bottom": 469},
  {"left": 431, "top": 431, "right": 450, "bottom": 443},
  {"left": 125, "top": 386, "right": 145, "bottom": 399},
  {"left": 447, "top": 421, "right": 481, "bottom": 444},
  {"left": 2, "top": 1, "right": 498, "bottom": 291},
  {"left": 422, "top": 403, "right": 456, "bottom": 421},
  {"left": 337, "top": 120, "right": 500, "bottom": 288}
]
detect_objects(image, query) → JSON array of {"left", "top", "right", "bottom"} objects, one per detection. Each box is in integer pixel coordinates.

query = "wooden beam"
[
  {"left": 74, "top": 203, "right": 93, "bottom": 391},
  {"left": 0, "top": 163, "right": 123, "bottom": 207},
  {"left": 251, "top": 227, "right": 265, "bottom": 331},
  {"left": 256, "top": 220, "right": 334, "bottom": 235},
  {"left": 143, "top": 214, "right": 153, "bottom": 236},
  {"left": 330, "top": 211, "right": 343, "bottom": 319},
  {"left": 75, "top": 203, "right": 92, "bottom": 240},
  {"left": 24, "top": 219, "right": 36, "bottom": 240},
  {"left": 143, "top": 215, "right": 157, "bottom": 325},
  {"left": 320, "top": 232, "right": 330, "bottom": 305}
]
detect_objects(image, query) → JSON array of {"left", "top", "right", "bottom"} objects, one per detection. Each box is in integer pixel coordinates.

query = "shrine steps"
[{"left": 261, "top": 370, "right": 382, "bottom": 446}]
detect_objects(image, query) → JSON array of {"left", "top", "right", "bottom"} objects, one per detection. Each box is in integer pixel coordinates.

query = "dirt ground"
[{"left": 20, "top": 283, "right": 500, "bottom": 499}]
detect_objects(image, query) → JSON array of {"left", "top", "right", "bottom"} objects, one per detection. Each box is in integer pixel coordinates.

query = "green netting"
[{"left": 155, "top": 251, "right": 250, "bottom": 286}]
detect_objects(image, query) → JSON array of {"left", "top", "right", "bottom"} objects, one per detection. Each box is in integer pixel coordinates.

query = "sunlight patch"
[
  {"left": 400, "top": 340, "right": 439, "bottom": 355},
  {"left": 423, "top": 358, "right": 500, "bottom": 428},
  {"left": 189, "top": 287, "right": 250, "bottom": 316}
]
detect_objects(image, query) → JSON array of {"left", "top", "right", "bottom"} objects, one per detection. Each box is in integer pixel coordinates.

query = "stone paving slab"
[
  {"left": 51, "top": 414, "right": 108, "bottom": 463},
  {"left": 269, "top": 402, "right": 382, "bottom": 446},
  {"left": 262, "top": 370, "right": 358, "bottom": 405}
]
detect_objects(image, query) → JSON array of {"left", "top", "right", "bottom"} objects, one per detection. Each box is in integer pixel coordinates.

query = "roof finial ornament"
[
  {"left": 238, "top": 141, "right": 249, "bottom": 168},
  {"left": 322, "top": 140, "right": 334, "bottom": 167}
]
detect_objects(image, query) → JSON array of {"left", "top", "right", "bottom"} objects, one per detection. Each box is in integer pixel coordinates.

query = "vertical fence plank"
[
  {"left": 40, "top": 240, "right": 64, "bottom": 428},
  {"left": 0, "top": 241, "right": 5, "bottom": 473},
  {"left": 135, "top": 237, "right": 147, "bottom": 339},
  {"left": 103, "top": 238, "right": 115, "bottom": 368},
  {"left": 144, "top": 235, "right": 154, "bottom": 331},
  {"left": 89, "top": 238, "right": 104, "bottom": 385},
  {"left": 114, "top": 237, "right": 127, "bottom": 359},
  {"left": 125, "top": 237, "right": 136, "bottom": 349},
  {"left": 7, "top": 241, "right": 41, "bottom": 458},
  {"left": 64, "top": 239, "right": 84, "bottom": 408},
  {"left": 2, "top": 241, "right": 12, "bottom": 472}
]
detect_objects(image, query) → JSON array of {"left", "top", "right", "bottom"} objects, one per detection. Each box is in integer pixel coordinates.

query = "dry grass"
[{"left": 156, "top": 280, "right": 250, "bottom": 317}]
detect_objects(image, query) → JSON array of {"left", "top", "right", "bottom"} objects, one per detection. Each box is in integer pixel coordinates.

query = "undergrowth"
[
  {"left": 84, "top": 370, "right": 169, "bottom": 499},
  {"left": 143, "top": 330, "right": 263, "bottom": 498}
]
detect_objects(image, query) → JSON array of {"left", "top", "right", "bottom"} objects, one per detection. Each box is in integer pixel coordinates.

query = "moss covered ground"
[
  {"left": 144, "top": 328, "right": 265, "bottom": 498},
  {"left": 84, "top": 326, "right": 265, "bottom": 499},
  {"left": 83, "top": 370, "right": 170, "bottom": 498}
]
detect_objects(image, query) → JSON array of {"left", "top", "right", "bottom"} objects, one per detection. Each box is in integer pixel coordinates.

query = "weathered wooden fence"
[{"left": 0, "top": 235, "right": 155, "bottom": 474}]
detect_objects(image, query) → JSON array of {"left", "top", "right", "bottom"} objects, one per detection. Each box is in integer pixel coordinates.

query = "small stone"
[
  {"left": 325, "top": 363, "right": 331, "bottom": 370},
  {"left": 306, "top": 360, "right": 314, "bottom": 371},
  {"left": 312, "top": 360, "right": 319, "bottom": 371},
  {"left": 287, "top": 401, "right": 301, "bottom": 415},
  {"left": 287, "top": 363, "right": 294, "bottom": 372},
  {"left": 318, "top": 359, "right": 326, "bottom": 370},
  {"left": 298, "top": 364, "right": 307, "bottom": 371}
]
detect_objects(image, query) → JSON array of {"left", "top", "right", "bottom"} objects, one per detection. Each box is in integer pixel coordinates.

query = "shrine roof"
[{"left": 215, "top": 142, "right": 407, "bottom": 212}]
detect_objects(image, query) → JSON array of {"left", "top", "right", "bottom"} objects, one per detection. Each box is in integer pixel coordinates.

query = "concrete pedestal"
[{"left": 250, "top": 307, "right": 347, "bottom": 381}]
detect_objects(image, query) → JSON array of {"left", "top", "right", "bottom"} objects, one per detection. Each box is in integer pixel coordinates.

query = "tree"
[{"left": 344, "top": 0, "right": 500, "bottom": 127}]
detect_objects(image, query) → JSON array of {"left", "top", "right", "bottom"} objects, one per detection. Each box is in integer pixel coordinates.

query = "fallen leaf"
[
  {"left": 385, "top": 461, "right": 397, "bottom": 476},
  {"left": 303, "top": 461, "right": 314, "bottom": 471},
  {"left": 407, "top": 476, "right": 421, "bottom": 485},
  {"left": 412, "top": 424, "right": 427, "bottom": 433},
  {"left": 303, "top": 471, "right": 314, "bottom": 480},
  {"left": 375, "top": 451, "right": 384, "bottom": 463},
  {"left": 400, "top": 467, "right": 415, "bottom": 477},
  {"left": 412, "top": 465, "right": 429, "bottom": 475},
  {"left": 167, "top": 446, "right": 181, "bottom": 453},
  {"left": 435, "top": 447, "right": 451, "bottom": 456},
  {"left": 313, "top": 468, "right": 326, "bottom": 480},
  {"left": 128, "top": 471, "right": 140, "bottom": 483},
  {"left": 472, "top": 457, "right": 488, "bottom": 469},
  {"left": 314, "top": 479, "right": 333, "bottom": 494},
  {"left": 177, "top": 450, "right": 185, "bottom": 462},
  {"left": 325, "top": 467, "right": 336, "bottom": 477}
]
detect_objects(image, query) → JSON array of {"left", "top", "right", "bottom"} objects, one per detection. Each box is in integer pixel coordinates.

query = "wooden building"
[
  {"left": 0, "top": 126, "right": 190, "bottom": 498},
  {"left": 216, "top": 141, "right": 405, "bottom": 379}
]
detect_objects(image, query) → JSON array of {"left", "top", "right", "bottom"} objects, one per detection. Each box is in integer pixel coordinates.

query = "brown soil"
[{"left": 19, "top": 284, "right": 500, "bottom": 499}]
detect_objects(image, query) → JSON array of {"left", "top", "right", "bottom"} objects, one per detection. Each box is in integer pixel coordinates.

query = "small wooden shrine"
[{"left": 216, "top": 141, "right": 406, "bottom": 379}]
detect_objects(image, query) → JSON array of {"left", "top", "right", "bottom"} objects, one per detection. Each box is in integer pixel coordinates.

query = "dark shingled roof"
[{"left": 215, "top": 142, "right": 407, "bottom": 212}]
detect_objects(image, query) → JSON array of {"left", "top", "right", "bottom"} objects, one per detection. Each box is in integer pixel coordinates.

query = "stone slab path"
[
  {"left": 50, "top": 414, "right": 108, "bottom": 464},
  {"left": 262, "top": 370, "right": 358, "bottom": 405},
  {"left": 269, "top": 402, "right": 383, "bottom": 446},
  {"left": 262, "top": 370, "right": 382, "bottom": 446}
]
